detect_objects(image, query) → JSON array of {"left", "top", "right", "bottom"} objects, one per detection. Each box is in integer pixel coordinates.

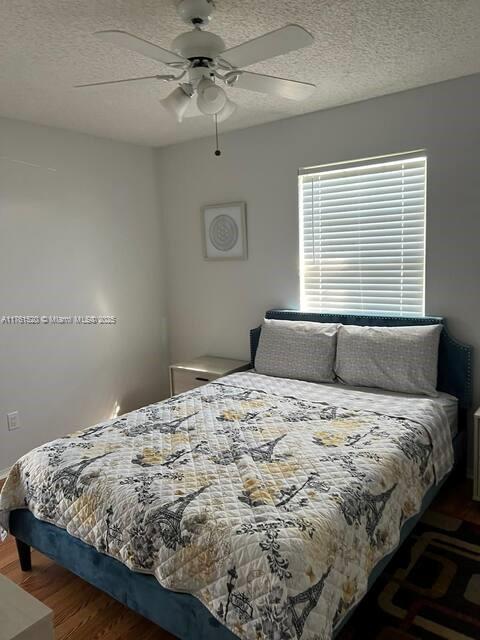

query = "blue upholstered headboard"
[{"left": 250, "top": 309, "right": 473, "bottom": 411}]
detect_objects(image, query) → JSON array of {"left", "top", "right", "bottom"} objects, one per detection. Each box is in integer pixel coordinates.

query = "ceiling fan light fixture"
[
  {"left": 216, "top": 97, "right": 237, "bottom": 122},
  {"left": 160, "top": 86, "right": 192, "bottom": 122},
  {"left": 81, "top": 7, "right": 317, "bottom": 145},
  {"left": 197, "top": 78, "right": 227, "bottom": 115}
]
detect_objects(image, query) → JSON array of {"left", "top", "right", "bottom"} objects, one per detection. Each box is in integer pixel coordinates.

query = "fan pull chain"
[{"left": 214, "top": 115, "right": 221, "bottom": 156}]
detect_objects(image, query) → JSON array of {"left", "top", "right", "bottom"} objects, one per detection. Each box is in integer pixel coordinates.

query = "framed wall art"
[{"left": 201, "top": 202, "right": 247, "bottom": 261}]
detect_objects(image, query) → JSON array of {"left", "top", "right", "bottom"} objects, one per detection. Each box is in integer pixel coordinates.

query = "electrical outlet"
[{"left": 7, "top": 411, "right": 20, "bottom": 431}]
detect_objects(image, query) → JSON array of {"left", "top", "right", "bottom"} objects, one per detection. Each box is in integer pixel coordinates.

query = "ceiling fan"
[{"left": 76, "top": 0, "right": 316, "bottom": 132}]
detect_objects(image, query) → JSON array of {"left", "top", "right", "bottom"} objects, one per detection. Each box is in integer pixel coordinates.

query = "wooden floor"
[
  {"left": 430, "top": 475, "right": 480, "bottom": 525},
  {"left": 0, "top": 478, "right": 478, "bottom": 640}
]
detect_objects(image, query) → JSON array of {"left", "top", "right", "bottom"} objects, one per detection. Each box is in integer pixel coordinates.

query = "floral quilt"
[{"left": 0, "top": 372, "right": 454, "bottom": 639}]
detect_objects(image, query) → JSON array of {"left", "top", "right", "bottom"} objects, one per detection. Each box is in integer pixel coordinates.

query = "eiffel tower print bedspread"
[{"left": 0, "top": 371, "right": 454, "bottom": 639}]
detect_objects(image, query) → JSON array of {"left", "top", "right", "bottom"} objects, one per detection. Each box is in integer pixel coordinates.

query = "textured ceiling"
[{"left": 1, "top": 0, "right": 480, "bottom": 147}]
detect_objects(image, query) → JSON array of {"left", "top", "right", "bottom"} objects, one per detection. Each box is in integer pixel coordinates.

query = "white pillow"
[
  {"left": 335, "top": 324, "right": 442, "bottom": 396},
  {"left": 255, "top": 319, "right": 339, "bottom": 383}
]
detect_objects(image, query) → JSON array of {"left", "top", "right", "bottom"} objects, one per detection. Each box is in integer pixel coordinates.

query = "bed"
[{"left": 0, "top": 310, "right": 473, "bottom": 640}]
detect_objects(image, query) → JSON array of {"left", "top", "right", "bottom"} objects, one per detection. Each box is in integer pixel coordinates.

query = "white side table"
[
  {"left": 169, "top": 355, "right": 250, "bottom": 396},
  {"left": 474, "top": 408, "right": 480, "bottom": 501},
  {"left": 0, "top": 573, "right": 53, "bottom": 640}
]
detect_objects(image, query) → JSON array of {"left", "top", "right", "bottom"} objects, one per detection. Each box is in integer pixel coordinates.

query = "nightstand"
[
  {"left": 0, "top": 573, "right": 53, "bottom": 640},
  {"left": 169, "top": 356, "right": 250, "bottom": 396},
  {"left": 474, "top": 408, "right": 480, "bottom": 501}
]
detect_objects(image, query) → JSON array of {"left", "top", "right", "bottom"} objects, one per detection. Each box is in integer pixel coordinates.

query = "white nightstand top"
[
  {"left": 170, "top": 356, "right": 250, "bottom": 376},
  {"left": 0, "top": 573, "right": 53, "bottom": 640}
]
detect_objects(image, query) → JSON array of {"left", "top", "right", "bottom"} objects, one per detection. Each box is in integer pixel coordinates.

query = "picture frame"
[{"left": 201, "top": 202, "right": 247, "bottom": 261}]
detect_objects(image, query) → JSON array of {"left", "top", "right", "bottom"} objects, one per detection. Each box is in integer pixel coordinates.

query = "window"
[{"left": 299, "top": 153, "right": 426, "bottom": 316}]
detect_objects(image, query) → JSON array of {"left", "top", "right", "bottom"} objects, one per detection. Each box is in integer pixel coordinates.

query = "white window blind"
[{"left": 299, "top": 154, "right": 426, "bottom": 316}]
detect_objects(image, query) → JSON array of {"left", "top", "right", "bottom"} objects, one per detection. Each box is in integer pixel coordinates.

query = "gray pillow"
[
  {"left": 335, "top": 324, "right": 442, "bottom": 396},
  {"left": 255, "top": 319, "right": 339, "bottom": 382}
]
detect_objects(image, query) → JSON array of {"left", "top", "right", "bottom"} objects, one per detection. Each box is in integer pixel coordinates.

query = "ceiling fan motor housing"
[
  {"left": 177, "top": 0, "right": 216, "bottom": 27},
  {"left": 172, "top": 29, "right": 225, "bottom": 61}
]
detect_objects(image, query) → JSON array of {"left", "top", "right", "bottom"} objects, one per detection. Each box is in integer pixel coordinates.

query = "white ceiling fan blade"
[
  {"left": 95, "top": 30, "right": 186, "bottom": 65},
  {"left": 220, "top": 24, "right": 313, "bottom": 68},
  {"left": 75, "top": 74, "right": 173, "bottom": 88},
  {"left": 231, "top": 71, "right": 315, "bottom": 101}
]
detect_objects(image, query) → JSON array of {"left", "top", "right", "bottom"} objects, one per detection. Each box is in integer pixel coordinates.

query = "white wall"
[
  {"left": 157, "top": 74, "right": 480, "bottom": 412},
  {"left": 0, "top": 117, "right": 168, "bottom": 472}
]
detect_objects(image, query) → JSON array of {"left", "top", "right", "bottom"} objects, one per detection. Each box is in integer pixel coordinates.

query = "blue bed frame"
[{"left": 10, "top": 310, "right": 473, "bottom": 639}]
